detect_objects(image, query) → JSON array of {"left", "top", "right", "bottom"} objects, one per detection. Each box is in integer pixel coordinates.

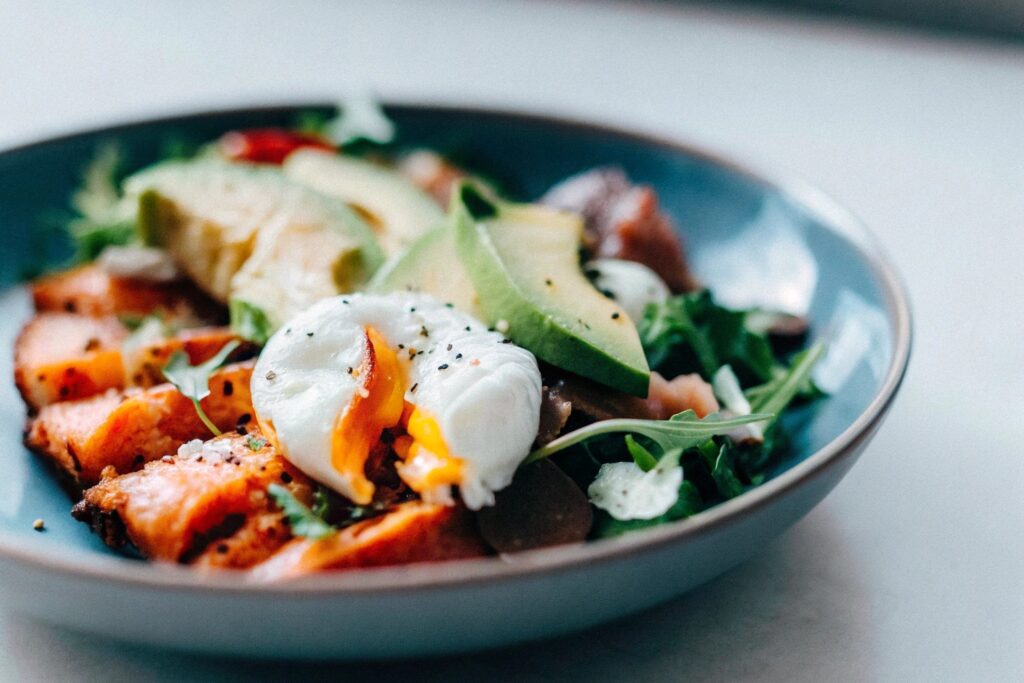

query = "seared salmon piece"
[
  {"left": 31, "top": 265, "right": 223, "bottom": 323},
  {"left": 250, "top": 501, "right": 489, "bottom": 581},
  {"left": 191, "top": 510, "right": 292, "bottom": 570},
  {"left": 14, "top": 313, "right": 129, "bottom": 410},
  {"left": 15, "top": 313, "right": 247, "bottom": 410},
  {"left": 72, "top": 432, "right": 311, "bottom": 564},
  {"left": 26, "top": 362, "right": 255, "bottom": 487},
  {"left": 122, "top": 326, "right": 253, "bottom": 387},
  {"left": 645, "top": 371, "right": 720, "bottom": 419}
]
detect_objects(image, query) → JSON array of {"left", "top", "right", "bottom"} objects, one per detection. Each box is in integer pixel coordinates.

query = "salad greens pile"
[{"left": 550, "top": 292, "right": 823, "bottom": 538}]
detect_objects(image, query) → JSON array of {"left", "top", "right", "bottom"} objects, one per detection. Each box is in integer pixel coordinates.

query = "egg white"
[{"left": 251, "top": 292, "right": 542, "bottom": 509}]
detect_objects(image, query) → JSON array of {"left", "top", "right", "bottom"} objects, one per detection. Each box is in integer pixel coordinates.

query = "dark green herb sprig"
[
  {"left": 268, "top": 484, "right": 394, "bottom": 540},
  {"left": 162, "top": 340, "right": 240, "bottom": 436},
  {"left": 639, "top": 290, "right": 779, "bottom": 386},
  {"left": 268, "top": 485, "right": 335, "bottom": 540}
]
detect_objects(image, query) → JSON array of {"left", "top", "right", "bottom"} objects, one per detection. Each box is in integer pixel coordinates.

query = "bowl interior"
[{"left": 0, "top": 105, "right": 898, "bottom": 566}]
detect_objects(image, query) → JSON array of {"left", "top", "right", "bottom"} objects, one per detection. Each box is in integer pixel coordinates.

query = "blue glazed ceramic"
[{"left": 0, "top": 104, "right": 910, "bottom": 659}]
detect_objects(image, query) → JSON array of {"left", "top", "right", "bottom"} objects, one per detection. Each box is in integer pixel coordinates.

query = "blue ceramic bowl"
[{"left": 0, "top": 104, "right": 911, "bottom": 659}]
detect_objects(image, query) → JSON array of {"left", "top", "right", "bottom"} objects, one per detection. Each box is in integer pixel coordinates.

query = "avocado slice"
[
  {"left": 452, "top": 184, "right": 650, "bottom": 396},
  {"left": 368, "top": 224, "right": 481, "bottom": 316},
  {"left": 129, "top": 159, "right": 384, "bottom": 339},
  {"left": 283, "top": 149, "right": 443, "bottom": 256}
]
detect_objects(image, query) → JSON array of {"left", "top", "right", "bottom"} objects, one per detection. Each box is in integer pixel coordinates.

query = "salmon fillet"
[
  {"left": 121, "top": 326, "right": 253, "bottom": 387},
  {"left": 14, "top": 312, "right": 246, "bottom": 410},
  {"left": 31, "top": 264, "right": 223, "bottom": 323},
  {"left": 190, "top": 509, "right": 293, "bottom": 570},
  {"left": 250, "top": 501, "right": 489, "bottom": 581},
  {"left": 26, "top": 362, "right": 255, "bottom": 487},
  {"left": 72, "top": 432, "right": 312, "bottom": 565},
  {"left": 14, "top": 313, "right": 129, "bottom": 410}
]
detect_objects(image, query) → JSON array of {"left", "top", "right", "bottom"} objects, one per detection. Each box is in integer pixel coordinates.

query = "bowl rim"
[{"left": 0, "top": 101, "right": 912, "bottom": 596}]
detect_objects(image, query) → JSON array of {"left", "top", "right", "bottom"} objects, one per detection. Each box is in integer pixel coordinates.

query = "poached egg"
[{"left": 251, "top": 292, "right": 542, "bottom": 509}]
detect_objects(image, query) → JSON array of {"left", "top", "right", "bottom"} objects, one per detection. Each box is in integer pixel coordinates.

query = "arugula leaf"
[
  {"left": 162, "top": 340, "right": 240, "bottom": 436},
  {"left": 525, "top": 410, "right": 771, "bottom": 465},
  {"left": 748, "top": 342, "right": 825, "bottom": 423},
  {"left": 268, "top": 484, "right": 335, "bottom": 540}
]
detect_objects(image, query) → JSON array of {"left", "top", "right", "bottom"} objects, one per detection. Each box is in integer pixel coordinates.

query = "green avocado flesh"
[
  {"left": 368, "top": 224, "right": 481, "bottom": 316},
  {"left": 452, "top": 185, "right": 651, "bottom": 396},
  {"left": 283, "top": 149, "right": 443, "bottom": 257},
  {"left": 129, "top": 159, "right": 384, "bottom": 339}
]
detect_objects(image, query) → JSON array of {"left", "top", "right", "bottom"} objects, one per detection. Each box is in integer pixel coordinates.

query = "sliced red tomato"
[{"left": 219, "top": 128, "right": 336, "bottom": 165}]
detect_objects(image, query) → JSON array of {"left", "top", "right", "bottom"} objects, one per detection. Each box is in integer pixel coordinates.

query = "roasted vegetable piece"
[
  {"left": 31, "top": 264, "right": 223, "bottom": 323},
  {"left": 26, "top": 362, "right": 255, "bottom": 487},
  {"left": 250, "top": 502, "right": 490, "bottom": 581},
  {"left": 72, "top": 432, "right": 311, "bottom": 565}
]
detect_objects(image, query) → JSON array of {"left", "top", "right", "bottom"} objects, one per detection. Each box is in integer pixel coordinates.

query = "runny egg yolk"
[
  {"left": 329, "top": 326, "right": 464, "bottom": 505},
  {"left": 330, "top": 327, "right": 405, "bottom": 504},
  {"left": 392, "top": 406, "right": 465, "bottom": 497}
]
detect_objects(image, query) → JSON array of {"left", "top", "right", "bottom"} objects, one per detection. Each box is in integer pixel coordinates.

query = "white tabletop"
[{"left": 1, "top": 1, "right": 1022, "bottom": 680}]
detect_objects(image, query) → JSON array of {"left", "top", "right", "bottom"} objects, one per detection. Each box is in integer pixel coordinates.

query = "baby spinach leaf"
[{"left": 711, "top": 443, "right": 745, "bottom": 499}]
